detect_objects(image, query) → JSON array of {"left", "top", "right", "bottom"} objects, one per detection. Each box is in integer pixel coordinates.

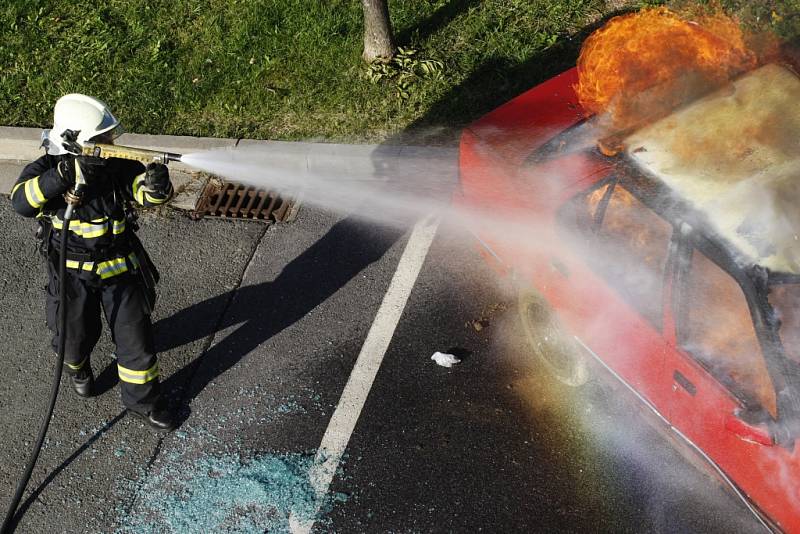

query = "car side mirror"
[{"left": 724, "top": 410, "right": 774, "bottom": 446}]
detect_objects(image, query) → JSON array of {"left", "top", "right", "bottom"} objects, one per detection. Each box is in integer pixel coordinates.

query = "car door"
[
  {"left": 553, "top": 177, "right": 675, "bottom": 414},
  {"left": 666, "top": 228, "right": 795, "bottom": 529}
]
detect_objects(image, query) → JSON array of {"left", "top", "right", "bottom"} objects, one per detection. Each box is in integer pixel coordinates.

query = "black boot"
[
  {"left": 69, "top": 366, "right": 94, "bottom": 398},
  {"left": 128, "top": 401, "right": 175, "bottom": 432}
]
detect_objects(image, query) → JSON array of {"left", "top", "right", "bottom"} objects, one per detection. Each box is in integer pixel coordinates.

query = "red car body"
[{"left": 457, "top": 67, "right": 800, "bottom": 532}]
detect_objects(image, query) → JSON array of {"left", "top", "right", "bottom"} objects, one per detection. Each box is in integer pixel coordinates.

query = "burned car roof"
[{"left": 624, "top": 63, "right": 800, "bottom": 275}]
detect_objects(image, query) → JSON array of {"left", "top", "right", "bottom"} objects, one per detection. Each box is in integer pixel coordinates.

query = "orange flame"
[{"left": 576, "top": 7, "right": 758, "bottom": 133}]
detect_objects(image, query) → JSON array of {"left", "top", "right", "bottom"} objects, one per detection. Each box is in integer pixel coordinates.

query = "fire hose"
[
  {"left": 1, "top": 144, "right": 182, "bottom": 533},
  {"left": 0, "top": 183, "right": 82, "bottom": 534}
]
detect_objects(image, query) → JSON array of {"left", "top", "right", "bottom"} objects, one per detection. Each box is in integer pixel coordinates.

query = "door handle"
[{"left": 672, "top": 370, "right": 696, "bottom": 396}]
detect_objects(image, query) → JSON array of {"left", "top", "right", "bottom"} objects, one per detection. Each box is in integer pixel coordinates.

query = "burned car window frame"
[
  {"left": 624, "top": 152, "right": 795, "bottom": 428},
  {"left": 672, "top": 231, "right": 776, "bottom": 412},
  {"left": 672, "top": 223, "right": 800, "bottom": 443},
  {"left": 762, "top": 277, "right": 800, "bottom": 424}
]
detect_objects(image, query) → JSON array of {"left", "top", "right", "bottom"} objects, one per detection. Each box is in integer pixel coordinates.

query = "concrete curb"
[{"left": 0, "top": 127, "right": 458, "bottom": 213}]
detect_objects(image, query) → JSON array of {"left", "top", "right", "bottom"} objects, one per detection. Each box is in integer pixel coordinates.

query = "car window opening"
[
  {"left": 574, "top": 181, "right": 671, "bottom": 330},
  {"left": 680, "top": 248, "right": 778, "bottom": 418},
  {"left": 767, "top": 283, "right": 800, "bottom": 366}
]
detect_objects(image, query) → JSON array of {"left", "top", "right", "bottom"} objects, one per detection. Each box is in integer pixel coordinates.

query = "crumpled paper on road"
[{"left": 431, "top": 351, "right": 461, "bottom": 368}]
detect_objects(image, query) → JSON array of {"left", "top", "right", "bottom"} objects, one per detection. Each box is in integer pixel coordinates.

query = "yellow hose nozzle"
[{"left": 81, "top": 142, "right": 182, "bottom": 165}]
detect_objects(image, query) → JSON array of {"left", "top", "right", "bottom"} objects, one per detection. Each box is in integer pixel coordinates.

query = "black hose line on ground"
[{"left": 1, "top": 192, "right": 80, "bottom": 534}]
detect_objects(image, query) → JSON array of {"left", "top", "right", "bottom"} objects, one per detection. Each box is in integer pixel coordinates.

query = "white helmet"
[{"left": 41, "top": 93, "right": 123, "bottom": 155}]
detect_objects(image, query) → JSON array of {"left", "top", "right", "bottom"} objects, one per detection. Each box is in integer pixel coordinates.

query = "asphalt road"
[{"left": 0, "top": 198, "right": 764, "bottom": 533}]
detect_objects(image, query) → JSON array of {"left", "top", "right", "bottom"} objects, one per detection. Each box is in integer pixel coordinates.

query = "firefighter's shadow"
[{"left": 154, "top": 215, "right": 404, "bottom": 424}]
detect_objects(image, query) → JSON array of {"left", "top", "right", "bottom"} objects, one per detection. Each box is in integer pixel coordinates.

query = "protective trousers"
[{"left": 45, "top": 263, "right": 160, "bottom": 412}]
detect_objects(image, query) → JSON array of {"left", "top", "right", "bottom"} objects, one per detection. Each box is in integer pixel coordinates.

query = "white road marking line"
[{"left": 290, "top": 216, "right": 440, "bottom": 534}]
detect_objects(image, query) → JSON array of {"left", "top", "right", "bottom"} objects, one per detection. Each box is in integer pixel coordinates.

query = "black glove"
[
  {"left": 76, "top": 156, "right": 106, "bottom": 184},
  {"left": 145, "top": 163, "right": 170, "bottom": 190},
  {"left": 57, "top": 155, "right": 108, "bottom": 188},
  {"left": 56, "top": 156, "right": 76, "bottom": 189}
]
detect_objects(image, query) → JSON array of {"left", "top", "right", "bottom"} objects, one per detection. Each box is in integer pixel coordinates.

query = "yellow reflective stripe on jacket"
[
  {"left": 24, "top": 177, "right": 46, "bottom": 208},
  {"left": 52, "top": 216, "right": 108, "bottom": 237},
  {"left": 51, "top": 216, "right": 126, "bottom": 239},
  {"left": 11, "top": 181, "right": 24, "bottom": 197},
  {"left": 144, "top": 192, "right": 167, "bottom": 205},
  {"left": 132, "top": 174, "right": 146, "bottom": 204},
  {"left": 117, "top": 362, "right": 159, "bottom": 384}
]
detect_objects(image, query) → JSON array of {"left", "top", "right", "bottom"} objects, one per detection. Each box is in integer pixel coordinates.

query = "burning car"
[{"left": 457, "top": 10, "right": 800, "bottom": 533}]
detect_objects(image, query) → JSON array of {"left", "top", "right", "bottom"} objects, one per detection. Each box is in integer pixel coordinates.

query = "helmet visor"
[{"left": 88, "top": 123, "right": 124, "bottom": 144}]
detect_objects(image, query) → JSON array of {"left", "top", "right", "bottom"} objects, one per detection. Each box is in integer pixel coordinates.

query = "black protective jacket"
[{"left": 11, "top": 154, "right": 173, "bottom": 282}]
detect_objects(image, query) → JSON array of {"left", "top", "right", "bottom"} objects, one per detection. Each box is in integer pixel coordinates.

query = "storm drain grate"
[{"left": 191, "top": 180, "right": 296, "bottom": 223}]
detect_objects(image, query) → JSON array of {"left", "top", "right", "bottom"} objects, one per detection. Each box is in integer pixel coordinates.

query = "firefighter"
[{"left": 10, "top": 94, "right": 175, "bottom": 431}]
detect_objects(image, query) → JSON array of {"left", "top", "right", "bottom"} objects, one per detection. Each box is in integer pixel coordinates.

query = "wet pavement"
[{"left": 0, "top": 199, "right": 764, "bottom": 533}]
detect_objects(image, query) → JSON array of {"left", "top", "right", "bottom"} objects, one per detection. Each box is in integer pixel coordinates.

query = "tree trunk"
[{"left": 362, "top": 0, "right": 396, "bottom": 63}]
